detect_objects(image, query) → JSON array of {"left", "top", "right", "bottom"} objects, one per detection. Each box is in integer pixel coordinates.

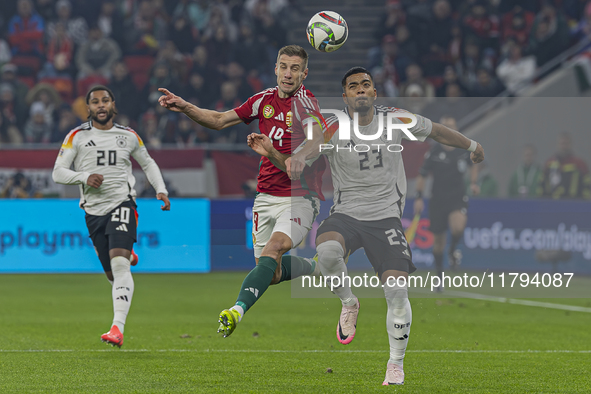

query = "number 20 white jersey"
[{"left": 52, "top": 122, "right": 168, "bottom": 216}]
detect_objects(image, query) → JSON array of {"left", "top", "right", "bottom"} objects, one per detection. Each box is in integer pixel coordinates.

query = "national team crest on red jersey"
[
  {"left": 286, "top": 111, "right": 293, "bottom": 128},
  {"left": 263, "top": 105, "right": 274, "bottom": 119}
]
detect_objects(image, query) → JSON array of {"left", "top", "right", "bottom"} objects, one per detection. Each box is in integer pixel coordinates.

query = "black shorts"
[
  {"left": 85, "top": 200, "right": 138, "bottom": 272},
  {"left": 429, "top": 195, "right": 468, "bottom": 234},
  {"left": 316, "top": 213, "right": 416, "bottom": 276}
]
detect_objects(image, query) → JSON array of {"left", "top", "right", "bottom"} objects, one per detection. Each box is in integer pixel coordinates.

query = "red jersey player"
[{"left": 158, "top": 45, "right": 325, "bottom": 337}]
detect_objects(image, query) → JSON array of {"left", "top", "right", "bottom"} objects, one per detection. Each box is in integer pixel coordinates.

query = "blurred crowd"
[
  {"left": 0, "top": 0, "right": 591, "bottom": 198},
  {"left": 508, "top": 132, "right": 590, "bottom": 200},
  {"left": 452, "top": 130, "right": 590, "bottom": 200},
  {"left": 1, "top": 0, "right": 591, "bottom": 150},
  {"left": 0, "top": 0, "right": 293, "bottom": 147},
  {"left": 0, "top": 0, "right": 589, "bottom": 200},
  {"left": 368, "top": 0, "right": 591, "bottom": 105}
]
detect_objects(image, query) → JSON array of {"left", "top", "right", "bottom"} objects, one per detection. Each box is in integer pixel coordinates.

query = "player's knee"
[
  {"left": 317, "top": 240, "right": 344, "bottom": 270},
  {"left": 111, "top": 256, "right": 130, "bottom": 277}
]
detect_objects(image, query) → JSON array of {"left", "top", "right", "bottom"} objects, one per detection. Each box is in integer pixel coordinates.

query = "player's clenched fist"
[
  {"left": 470, "top": 143, "right": 485, "bottom": 164},
  {"left": 87, "top": 174, "right": 103, "bottom": 188},
  {"left": 158, "top": 88, "right": 188, "bottom": 113},
  {"left": 286, "top": 154, "right": 306, "bottom": 181}
]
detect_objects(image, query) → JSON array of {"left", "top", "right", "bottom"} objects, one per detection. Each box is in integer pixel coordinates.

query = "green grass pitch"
[{"left": 1, "top": 273, "right": 590, "bottom": 393}]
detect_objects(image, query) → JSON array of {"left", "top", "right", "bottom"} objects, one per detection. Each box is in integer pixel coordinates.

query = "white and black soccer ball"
[{"left": 306, "top": 11, "right": 348, "bottom": 53}]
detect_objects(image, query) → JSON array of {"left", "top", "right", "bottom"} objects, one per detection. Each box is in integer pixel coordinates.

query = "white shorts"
[{"left": 252, "top": 193, "right": 320, "bottom": 258}]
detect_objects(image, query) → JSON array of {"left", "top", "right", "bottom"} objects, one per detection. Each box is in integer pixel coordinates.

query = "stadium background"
[{"left": 1, "top": 0, "right": 591, "bottom": 275}]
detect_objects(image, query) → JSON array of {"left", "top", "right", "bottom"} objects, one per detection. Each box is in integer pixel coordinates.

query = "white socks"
[
  {"left": 111, "top": 256, "right": 134, "bottom": 333},
  {"left": 317, "top": 241, "right": 357, "bottom": 307},
  {"left": 383, "top": 281, "right": 412, "bottom": 366},
  {"left": 230, "top": 305, "right": 244, "bottom": 322}
]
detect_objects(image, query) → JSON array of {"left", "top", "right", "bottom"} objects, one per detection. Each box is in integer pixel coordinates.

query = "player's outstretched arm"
[
  {"left": 158, "top": 88, "right": 243, "bottom": 130},
  {"left": 429, "top": 122, "right": 485, "bottom": 163}
]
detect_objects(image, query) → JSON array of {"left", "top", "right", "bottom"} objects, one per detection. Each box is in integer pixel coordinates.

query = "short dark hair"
[
  {"left": 277, "top": 45, "right": 309, "bottom": 69},
  {"left": 341, "top": 67, "right": 374, "bottom": 90},
  {"left": 86, "top": 85, "right": 115, "bottom": 104}
]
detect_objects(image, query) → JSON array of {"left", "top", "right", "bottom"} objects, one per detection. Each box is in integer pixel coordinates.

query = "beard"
[{"left": 90, "top": 108, "right": 115, "bottom": 125}]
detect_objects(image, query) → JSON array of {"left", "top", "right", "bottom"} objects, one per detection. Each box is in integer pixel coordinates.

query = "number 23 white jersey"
[
  {"left": 321, "top": 106, "right": 432, "bottom": 221},
  {"left": 52, "top": 122, "right": 168, "bottom": 216}
]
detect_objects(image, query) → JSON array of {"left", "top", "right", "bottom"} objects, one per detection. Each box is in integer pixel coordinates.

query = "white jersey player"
[
  {"left": 317, "top": 68, "right": 484, "bottom": 385},
  {"left": 52, "top": 86, "right": 170, "bottom": 348},
  {"left": 249, "top": 67, "right": 485, "bottom": 385}
]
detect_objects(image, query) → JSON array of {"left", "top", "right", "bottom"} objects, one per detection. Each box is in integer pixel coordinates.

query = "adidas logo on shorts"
[{"left": 115, "top": 224, "right": 128, "bottom": 232}]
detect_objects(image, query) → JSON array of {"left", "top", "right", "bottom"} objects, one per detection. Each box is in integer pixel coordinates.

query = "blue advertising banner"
[
  {"left": 460, "top": 198, "right": 591, "bottom": 275},
  {"left": 2, "top": 198, "right": 589, "bottom": 275},
  {"left": 209, "top": 198, "right": 591, "bottom": 275},
  {"left": 0, "top": 199, "right": 210, "bottom": 273},
  {"left": 210, "top": 199, "right": 254, "bottom": 271}
]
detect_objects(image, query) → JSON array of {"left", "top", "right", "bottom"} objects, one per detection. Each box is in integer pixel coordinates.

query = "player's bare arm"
[
  {"left": 247, "top": 122, "right": 323, "bottom": 180},
  {"left": 429, "top": 122, "right": 485, "bottom": 163},
  {"left": 286, "top": 122, "right": 324, "bottom": 180},
  {"left": 87, "top": 174, "right": 104, "bottom": 189},
  {"left": 247, "top": 133, "right": 289, "bottom": 173},
  {"left": 247, "top": 133, "right": 289, "bottom": 172},
  {"left": 158, "top": 88, "right": 242, "bottom": 130},
  {"left": 247, "top": 133, "right": 275, "bottom": 158}
]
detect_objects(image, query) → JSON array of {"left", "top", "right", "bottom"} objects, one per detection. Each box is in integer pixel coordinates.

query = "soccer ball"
[{"left": 306, "top": 11, "right": 348, "bottom": 53}]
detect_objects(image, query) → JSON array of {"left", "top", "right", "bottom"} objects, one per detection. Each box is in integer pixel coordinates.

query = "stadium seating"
[
  {"left": 40, "top": 77, "right": 74, "bottom": 103},
  {"left": 124, "top": 55, "right": 155, "bottom": 91}
]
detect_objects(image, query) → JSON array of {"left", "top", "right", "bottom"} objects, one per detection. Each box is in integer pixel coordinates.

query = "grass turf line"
[{"left": 0, "top": 273, "right": 590, "bottom": 393}]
